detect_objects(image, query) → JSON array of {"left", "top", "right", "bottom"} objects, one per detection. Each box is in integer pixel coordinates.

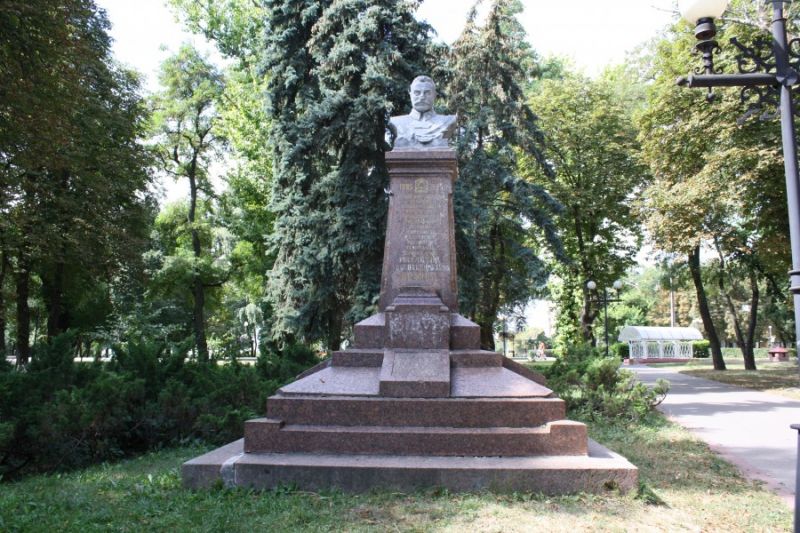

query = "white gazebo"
[{"left": 618, "top": 326, "right": 704, "bottom": 360}]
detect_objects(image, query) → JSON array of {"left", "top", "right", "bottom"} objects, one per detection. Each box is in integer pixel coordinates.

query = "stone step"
[
  {"left": 352, "top": 312, "right": 482, "bottom": 350},
  {"left": 450, "top": 314, "right": 480, "bottom": 350},
  {"left": 244, "top": 419, "right": 587, "bottom": 457},
  {"left": 379, "top": 349, "right": 450, "bottom": 398},
  {"left": 265, "top": 394, "right": 567, "bottom": 428},
  {"left": 353, "top": 313, "right": 385, "bottom": 349},
  {"left": 449, "top": 350, "right": 503, "bottom": 367},
  {"left": 331, "top": 349, "right": 384, "bottom": 367},
  {"left": 182, "top": 438, "right": 638, "bottom": 494}
]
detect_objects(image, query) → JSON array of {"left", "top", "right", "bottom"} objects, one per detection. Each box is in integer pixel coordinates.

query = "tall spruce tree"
[
  {"left": 263, "top": 0, "right": 433, "bottom": 349},
  {"left": 446, "top": 0, "right": 563, "bottom": 349}
]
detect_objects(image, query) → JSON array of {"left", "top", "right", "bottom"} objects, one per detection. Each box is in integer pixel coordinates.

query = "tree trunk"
[
  {"left": 714, "top": 241, "right": 758, "bottom": 371},
  {"left": 688, "top": 246, "right": 725, "bottom": 370},
  {"left": 326, "top": 301, "right": 343, "bottom": 352},
  {"left": 192, "top": 276, "right": 208, "bottom": 362},
  {"left": 188, "top": 168, "right": 209, "bottom": 363},
  {"left": 572, "top": 206, "right": 596, "bottom": 345},
  {"left": 580, "top": 289, "right": 597, "bottom": 346},
  {"left": 42, "top": 260, "right": 69, "bottom": 339},
  {"left": 479, "top": 318, "right": 496, "bottom": 351},
  {"left": 15, "top": 261, "right": 31, "bottom": 365},
  {"left": 743, "top": 271, "right": 759, "bottom": 371},
  {"left": 0, "top": 251, "right": 7, "bottom": 356},
  {"left": 478, "top": 221, "right": 502, "bottom": 351}
]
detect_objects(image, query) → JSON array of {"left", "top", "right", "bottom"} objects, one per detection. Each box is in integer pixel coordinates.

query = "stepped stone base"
[
  {"left": 183, "top": 439, "right": 637, "bottom": 494},
  {"left": 183, "top": 346, "right": 638, "bottom": 494},
  {"left": 181, "top": 149, "right": 639, "bottom": 494}
]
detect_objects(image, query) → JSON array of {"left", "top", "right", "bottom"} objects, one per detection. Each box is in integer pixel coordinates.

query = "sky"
[{"left": 97, "top": 0, "right": 681, "bottom": 91}]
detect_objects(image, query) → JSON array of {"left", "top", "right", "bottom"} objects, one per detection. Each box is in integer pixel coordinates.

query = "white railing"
[{"left": 629, "top": 340, "right": 693, "bottom": 359}]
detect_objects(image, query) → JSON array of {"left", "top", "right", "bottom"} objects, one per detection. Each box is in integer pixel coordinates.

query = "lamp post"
[
  {"left": 500, "top": 316, "right": 508, "bottom": 357},
  {"left": 676, "top": 0, "right": 800, "bottom": 369},
  {"left": 676, "top": 3, "right": 800, "bottom": 528},
  {"left": 793, "top": 423, "right": 800, "bottom": 533},
  {"left": 587, "top": 280, "right": 623, "bottom": 357}
]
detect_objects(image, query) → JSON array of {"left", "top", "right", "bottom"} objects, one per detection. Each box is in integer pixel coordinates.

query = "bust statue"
[{"left": 389, "top": 75, "right": 456, "bottom": 149}]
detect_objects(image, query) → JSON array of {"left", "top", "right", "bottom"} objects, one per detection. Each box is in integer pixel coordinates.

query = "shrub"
[
  {"left": 692, "top": 340, "right": 710, "bottom": 358},
  {"left": 545, "top": 344, "right": 669, "bottom": 423},
  {"left": 611, "top": 342, "right": 629, "bottom": 359},
  {"left": 0, "top": 333, "right": 318, "bottom": 479}
]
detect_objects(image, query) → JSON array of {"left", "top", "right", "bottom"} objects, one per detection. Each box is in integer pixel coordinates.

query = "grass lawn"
[
  {"left": 670, "top": 359, "right": 800, "bottom": 401},
  {"left": 0, "top": 414, "right": 791, "bottom": 532}
]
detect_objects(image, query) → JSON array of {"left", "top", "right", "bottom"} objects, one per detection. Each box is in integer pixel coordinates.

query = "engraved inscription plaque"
[{"left": 379, "top": 149, "right": 459, "bottom": 311}]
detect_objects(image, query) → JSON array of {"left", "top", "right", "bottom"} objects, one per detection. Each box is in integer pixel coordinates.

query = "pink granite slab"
[
  {"left": 278, "top": 367, "right": 381, "bottom": 396},
  {"left": 265, "top": 395, "right": 567, "bottom": 428},
  {"left": 244, "top": 419, "right": 588, "bottom": 456},
  {"left": 183, "top": 438, "right": 638, "bottom": 493},
  {"left": 451, "top": 367, "right": 553, "bottom": 397},
  {"left": 379, "top": 349, "right": 450, "bottom": 397}
]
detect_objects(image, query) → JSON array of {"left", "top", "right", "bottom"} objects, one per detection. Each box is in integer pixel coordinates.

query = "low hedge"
[
  {"left": 0, "top": 333, "right": 318, "bottom": 479},
  {"left": 692, "top": 340, "right": 710, "bottom": 358}
]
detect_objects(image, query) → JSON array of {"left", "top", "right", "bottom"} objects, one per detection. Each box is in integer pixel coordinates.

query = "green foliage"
[
  {"left": 546, "top": 345, "right": 669, "bottom": 422},
  {"left": 526, "top": 69, "right": 648, "bottom": 348},
  {"left": 446, "top": 0, "right": 564, "bottom": 349},
  {"left": 611, "top": 342, "right": 629, "bottom": 359},
  {"left": 0, "top": 0, "right": 155, "bottom": 360},
  {"left": 0, "top": 333, "right": 317, "bottom": 478},
  {"left": 637, "top": 12, "right": 794, "bottom": 364},
  {"left": 256, "top": 342, "right": 320, "bottom": 383},
  {"left": 147, "top": 45, "right": 228, "bottom": 362},
  {"left": 692, "top": 340, "right": 711, "bottom": 359},
  {"left": 169, "top": 0, "right": 266, "bottom": 62}
]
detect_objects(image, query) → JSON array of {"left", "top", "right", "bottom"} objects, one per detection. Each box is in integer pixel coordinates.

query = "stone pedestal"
[
  {"left": 182, "top": 149, "right": 637, "bottom": 494},
  {"left": 379, "top": 150, "right": 459, "bottom": 312}
]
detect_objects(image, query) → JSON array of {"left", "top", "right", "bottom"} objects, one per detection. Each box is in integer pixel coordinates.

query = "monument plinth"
[
  {"left": 380, "top": 149, "right": 458, "bottom": 312},
  {"left": 182, "top": 76, "right": 637, "bottom": 494}
]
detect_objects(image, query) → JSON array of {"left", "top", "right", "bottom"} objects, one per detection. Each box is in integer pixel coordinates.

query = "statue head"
[{"left": 409, "top": 75, "right": 436, "bottom": 114}]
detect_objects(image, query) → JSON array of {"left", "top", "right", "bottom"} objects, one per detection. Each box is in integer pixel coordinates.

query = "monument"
[{"left": 182, "top": 76, "right": 637, "bottom": 493}]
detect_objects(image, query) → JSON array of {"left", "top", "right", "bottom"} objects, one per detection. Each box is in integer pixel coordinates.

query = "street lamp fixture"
[
  {"left": 586, "top": 280, "right": 623, "bottom": 358},
  {"left": 679, "top": 0, "right": 730, "bottom": 100}
]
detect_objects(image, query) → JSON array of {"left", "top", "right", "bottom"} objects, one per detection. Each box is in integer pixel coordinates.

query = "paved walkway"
[{"left": 631, "top": 365, "right": 800, "bottom": 505}]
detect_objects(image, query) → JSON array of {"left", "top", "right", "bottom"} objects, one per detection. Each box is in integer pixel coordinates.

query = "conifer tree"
[
  {"left": 263, "top": 0, "right": 432, "bottom": 349},
  {"left": 446, "top": 0, "right": 563, "bottom": 349}
]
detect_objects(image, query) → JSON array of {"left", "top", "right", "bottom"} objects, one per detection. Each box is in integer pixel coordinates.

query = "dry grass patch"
[{"left": 680, "top": 360, "right": 800, "bottom": 400}]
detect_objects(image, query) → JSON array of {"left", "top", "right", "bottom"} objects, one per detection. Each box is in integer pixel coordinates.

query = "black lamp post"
[
  {"left": 677, "top": 3, "right": 800, "bottom": 529},
  {"left": 676, "top": 0, "right": 800, "bottom": 367},
  {"left": 793, "top": 423, "right": 800, "bottom": 533},
  {"left": 587, "top": 280, "right": 623, "bottom": 357}
]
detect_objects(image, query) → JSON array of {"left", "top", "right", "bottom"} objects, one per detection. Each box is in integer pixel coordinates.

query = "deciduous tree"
[
  {"left": 149, "top": 45, "right": 226, "bottom": 362},
  {"left": 0, "top": 0, "right": 153, "bottom": 363},
  {"left": 526, "top": 71, "right": 648, "bottom": 349}
]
